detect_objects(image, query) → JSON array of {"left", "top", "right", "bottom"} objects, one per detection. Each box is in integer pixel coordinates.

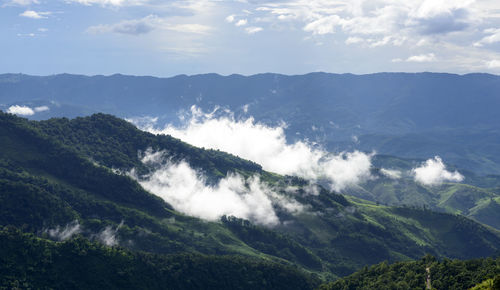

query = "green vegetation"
[
  {"left": 470, "top": 274, "right": 500, "bottom": 290},
  {"left": 320, "top": 255, "right": 500, "bottom": 290},
  {"left": 0, "top": 226, "right": 318, "bottom": 290},
  {"left": 347, "top": 157, "right": 500, "bottom": 230},
  {"left": 0, "top": 111, "right": 499, "bottom": 287}
]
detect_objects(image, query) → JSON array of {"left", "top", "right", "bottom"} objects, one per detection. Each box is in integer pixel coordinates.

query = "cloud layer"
[
  {"left": 132, "top": 150, "right": 305, "bottom": 226},
  {"left": 412, "top": 156, "right": 464, "bottom": 185},
  {"left": 137, "top": 106, "right": 373, "bottom": 191}
]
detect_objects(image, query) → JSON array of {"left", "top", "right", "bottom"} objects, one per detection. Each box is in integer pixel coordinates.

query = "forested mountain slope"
[
  {"left": 320, "top": 255, "right": 500, "bottom": 290},
  {"left": 342, "top": 156, "right": 500, "bottom": 230},
  {"left": 0, "top": 111, "right": 499, "bottom": 283},
  {"left": 0, "top": 227, "right": 317, "bottom": 290}
]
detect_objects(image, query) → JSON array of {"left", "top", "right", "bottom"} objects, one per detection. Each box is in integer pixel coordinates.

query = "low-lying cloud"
[
  {"left": 46, "top": 220, "right": 81, "bottom": 241},
  {"left": 7, "top": 105, "right": 35, "bottom": 116},
  {"left": 96, "top": 221, "right": 123, "bottom": 246},
  {"left": 412, "top": 156, "right": 464, "bottom": 185},
  {"left": 135, "top": 106, "right": 373, "bottom": 192},
  {"left": 131, "top": 150, "right": 306, "bottom": 226},
  {"left": 380, "top": 168, "right": 402, "bottom": 179},
  {"left": 44, "top": 220, "right": 125, "bottom": 246},
  {"left": 6, "top": 104, "right": 49, "bottom": 116}
]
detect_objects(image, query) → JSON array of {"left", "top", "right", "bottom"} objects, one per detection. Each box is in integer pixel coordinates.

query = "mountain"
[
  {"left": 2, "top": 72, "right": 500, "bottom": 174},
  {"left": 319, "top": 255, "right": 500, "bottom": 290},
  {"left": 341, "top": 155, "right": 500, "bottom": 230},
  {"left": 1, "top": 111, "right": 499, "bottom": 284},
  {"left": 0, "top": 226, "right": 317, "bottom": 290}
]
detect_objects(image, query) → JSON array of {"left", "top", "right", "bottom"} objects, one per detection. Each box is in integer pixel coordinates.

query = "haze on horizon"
[{"left": 1, "top": 0, "right": 500, "bottom": 77}]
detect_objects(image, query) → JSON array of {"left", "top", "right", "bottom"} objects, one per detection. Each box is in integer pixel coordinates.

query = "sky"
[{"left": 2, "top": 0, "right": 500, "bottom": 76}]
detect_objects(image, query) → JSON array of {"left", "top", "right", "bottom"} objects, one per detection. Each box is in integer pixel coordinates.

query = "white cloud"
[
  {"left": 345, "top": 36, "right": 364, "bottom": 45},
  {"left": 245, "top": 26, "right": 263, "bottom": 34},
  {"left": 132, "top": 151, "right": 305, "bottom": 226},
  {"left": 474, "top": 28, "right": 500, "bottom": 47},
  {"left": 87, "top": 15, "right": 156, "bottom": 35},
  {"left": 393, "top": 53, "right": 436, "bottom": 63},
  {"left": 96, "top": 221, "right": 123, "bottom": 246},
  {"left": 6, "top": 105, "right": 35, "bottom": 116},
  {"left": 19, "top": 10, "right": 50, "bottom": 19},
  {"left": 242, "top": 104, "right": 249, "bottom": 113},
  {"left": 380, "top": 168, "right": 402, "bottom": 179},
  {"left": 412, "top": 156, "right": 464, "bottom": 186},
  {"left": 133, "top": 106, "right": 373, "bottom": 191},
  {"left": 407, "top": 0, "right": 475, "bottom": 35},
  {"left": 87, "top": 15, "right": 212, "bottom": 35},
  {"left": 487, "top": 59, "right": 500, "bottom": 68},
  {"left": 6, "top": 105, "right": 48, "bottom": 115},
  {"left": 66, "top": 0, "right": 147, "bottom": 6},
  {"left": 4, "top": 0, "right": 39, "bottom": 6},
  {"left": 34, "top": 105, "right": 49, "bottom": 112},
  {"left": 235, "top": 19, "right": 248, "bottom": 26},
  {"left": 256, "top": 0, "right": 477, "bottom": 38},
  {"left": 407, "top": 53, "right": 436, "bottom": 62},
  {"left": 303, "top": 15, "right": 342, "bottom": 35},
  {"left": 46, "top": 221, "right": 81, "bottom": 241},
  {"left": 226, "top": 14, "right": 235, "bottom": 23}
]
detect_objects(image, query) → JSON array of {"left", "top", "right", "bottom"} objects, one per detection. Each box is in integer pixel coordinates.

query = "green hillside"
[
  {"left": 319, "top": 255, "right": 500, "bottom": 290},
  {"left": 0, "top": 111, "right": 499, "bottom": 285},
  {"left": 0, "top": 226, "right": 317, "bottom": 290},
  {"left": 345, "top": 156, "right": 500, "bottom": 230}
]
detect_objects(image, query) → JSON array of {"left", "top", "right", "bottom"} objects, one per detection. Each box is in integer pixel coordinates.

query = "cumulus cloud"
[
  {"left": 131, "top": 151, "right": 305, "bottom": 226},
  {"left": 407, "top": 0, "right": 474, "bottom": 35},
  {"left": 7, "top": 105, "right": 35, "bottom": 116},
  {"left": 133, "top": 106, "right": 373, "bottom": 191},
  {"left": 87, "top": 15, "right": 212, "bottom": 35},
  {"left": 258, "top": 0, "right": 476, "bottom": 36},
  {"left": 486, "top": 59, "right": 500, "bottom": 68},
  {"left": 19, "top": 10, "right": 50, "bottom": 19},
  {"left": 46, "top": 221, "right": 81, "bottom": 241},
  {"left": 412, "top": 156, "right": 464, "bottom": 186},
  {"left": 6, "top": 104, "right": 49, "bottom": 115}
]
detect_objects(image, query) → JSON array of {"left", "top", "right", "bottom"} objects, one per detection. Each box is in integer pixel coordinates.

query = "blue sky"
[{"left": 2, "top": 0, "right": 500, "bottom": 76}]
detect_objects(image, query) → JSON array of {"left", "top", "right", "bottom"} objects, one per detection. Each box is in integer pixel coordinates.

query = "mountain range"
[
  {"left": 1, "top": 72, "right": 500, "bottom": 288},
  {"left": 1, "top": 72, "right": 500, "bottom": 175},
  {"left": 0, "top": 111, "right": 499, "bottom": 288}
]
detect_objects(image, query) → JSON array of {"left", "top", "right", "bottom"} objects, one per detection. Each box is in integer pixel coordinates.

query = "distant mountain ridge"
[{"left": 1, "top": 72, "right": 500, "bottom": 174}]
